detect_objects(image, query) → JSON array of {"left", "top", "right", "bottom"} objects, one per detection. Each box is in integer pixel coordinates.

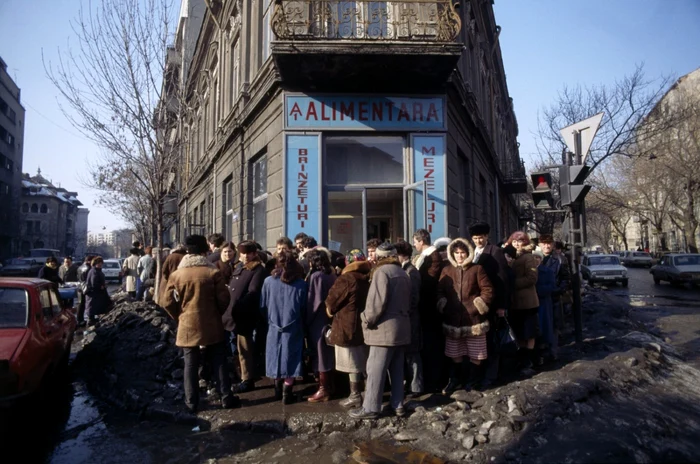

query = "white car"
[
  {"left": 620, "top": 251, "right": 653, "bottom": 268},
  {"left": 581, "top": 254, "right": 628, "bottom": 287},
  {"left": 102, "top": 259, "right": 123, "bottom": 283}
]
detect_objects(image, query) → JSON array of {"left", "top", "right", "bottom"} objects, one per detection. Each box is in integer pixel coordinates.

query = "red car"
[{"left": 0, "top": 278, "right": 77, "bottom": 407}]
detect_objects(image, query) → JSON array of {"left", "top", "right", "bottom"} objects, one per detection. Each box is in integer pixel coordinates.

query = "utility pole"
[{"left": 569, "top": 131, "right": 584, "bottom": 344}]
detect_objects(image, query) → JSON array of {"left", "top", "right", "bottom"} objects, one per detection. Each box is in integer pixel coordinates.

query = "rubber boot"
[
  {"left": 340, "top": 380, "right": 363, "bottom": 409},
  {"left": 282, "top": 383, "right": 295, "bottom": 404},
  {"left": 308, "top": 371, "right": 331, "bottom": 403},
  {"left": 274, "top": 379, "right": 283, "bottom": 401}
]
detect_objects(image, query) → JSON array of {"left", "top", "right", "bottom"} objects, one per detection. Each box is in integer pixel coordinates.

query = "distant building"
[
  {"left": 0, "top": 56, "right": 25, "bottom": 259},
  {"left": 19, "top": 169, "right": 89, "bottom": 256},
  {"left": 88, "top": 232, "right": 116, "bottom": 246}
]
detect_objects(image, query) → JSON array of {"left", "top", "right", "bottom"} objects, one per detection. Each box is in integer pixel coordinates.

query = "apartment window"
[
  {"left": 40, "top": 204, "right": 48, "bottom": 213},
  {"left": 0, "top": 181, "right": 7, "bottom": 196},
  {"left": 251, "top": 155, "right": 268, "bottom": 249},
  {"left": 208, "top": 193, "right": 214, "bottom": 233},
  {"left": 229, "top": 40, "right": 240, "bottom": 110},
  {"left": 261, "top": 0, "right": 273, "bottom": 64},
  {"left": 203, "top": 102, "right": 209, "bottom": 147},
  {"left": 31, "top": 203, "right": 38, "bottom": 213},
  {"left": 22, "top": 202, "right": 28, "bottom": 213},
  {"left": 34, "top": 221, "right": 41, "bottom": 233},
  {"left": 26, "top": 221, "right": 32, "bottom": 234},
  {"left": 222, "top": 177, "right": 234, "bottom": 241},
  {"left": 199, "top": 201, "right": 206, "bottom": 234}
]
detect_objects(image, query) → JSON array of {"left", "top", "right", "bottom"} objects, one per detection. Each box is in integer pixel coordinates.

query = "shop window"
[
  {"left": 222, "top": 177, "right": 234, "bottom": 241},
  {"left": 40, "top": 204, "right": 48, "bottom": 213},
  {"left": 22, "top": 203, "right": 28, "bottom": 213},
  {"left": 326, "top": 136, "right": 404, "bottom": 185},
  {"left": 251, "top": 155, "right": 268, "bottom": 249},
  {"left": 31, "top": 203, "right": 38, "bottom": 213}
]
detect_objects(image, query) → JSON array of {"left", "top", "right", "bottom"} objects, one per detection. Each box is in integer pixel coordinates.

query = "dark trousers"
[
  {"left": 183, "top": 342, "right": 231, "bottom": 408},
  {"left": 421, "top": 326, "right": 447, "bottom": 392},
  {"left": 77, "top": 292, "right": 86, "bottom": 324}
]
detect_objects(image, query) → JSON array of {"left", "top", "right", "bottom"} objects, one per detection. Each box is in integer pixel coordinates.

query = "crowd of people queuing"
[{"left": 72, "top": 223, "right": 572, "bottom": 417}]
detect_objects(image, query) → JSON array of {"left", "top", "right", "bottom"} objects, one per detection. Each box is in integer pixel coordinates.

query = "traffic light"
[
  {"left": 559, "top": 165, "right": 591, "bottom": 207},
  {"left": 530, "top": 172, "right": 554, "bottom": 209}
]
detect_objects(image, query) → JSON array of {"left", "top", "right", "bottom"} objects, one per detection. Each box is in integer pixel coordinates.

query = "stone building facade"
[
  {"left": 19, "top": 171, "right": 89, "bottom": 257},
  {"left": 167, "top": 0, "right": 526, "bottom": 250},
  {"left": 0, "top": 56, "right": 25, "bottom": 260}
]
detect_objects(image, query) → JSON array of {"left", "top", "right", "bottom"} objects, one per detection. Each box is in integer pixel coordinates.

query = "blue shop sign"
[
  {"left": 285, "top": 134, "right": 322, "bottom": 239},
  {"left": 285, "top": 95, "right": 446, "bottom": 131}
]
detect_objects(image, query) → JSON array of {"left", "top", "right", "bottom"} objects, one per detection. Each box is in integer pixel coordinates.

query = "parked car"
[
  {"left": 581, "top": 254, "right": 628, "bottom": 286},
  {"left": 28, "top": 248, "right": 61, "bottom": 260},
  {"left": 0, "top": 278, "right": 77, "bottom": 407},
  {"left": 0, "top": 258, "right": 43, "bottom": 278},
  {"left": 102, "top": 259, "right": 123, "bottom": 284},
  {"left": 650, "top": 254, "right": 700, "bottom": 287},
  {"left": 620, "top": 251, "right": 653, "bottom": 268}
]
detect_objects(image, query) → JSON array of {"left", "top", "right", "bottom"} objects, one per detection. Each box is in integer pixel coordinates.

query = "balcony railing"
[{"left": 272, "top": 0, "right": 461, "bottom": 42}]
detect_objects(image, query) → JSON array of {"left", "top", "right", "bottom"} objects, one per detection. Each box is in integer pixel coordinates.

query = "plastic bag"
[{"left": 493, "top": 318, "right": 519, "bottom": 355}]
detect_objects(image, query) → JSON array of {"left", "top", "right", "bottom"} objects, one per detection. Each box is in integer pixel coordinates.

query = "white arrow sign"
[{"left": 560, "top": 112, "right": 604, "bottom": 164}]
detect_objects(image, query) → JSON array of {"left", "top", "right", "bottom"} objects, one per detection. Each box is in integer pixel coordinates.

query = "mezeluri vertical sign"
[
  {"left": 285, "top": 95, "right": 446, "bottom": 131},
  {"left": 285, "top": 134, "right": 321, "bottom": 239},
  {"left": 413, "top": 135, "right": 447, "bottom": 239}
]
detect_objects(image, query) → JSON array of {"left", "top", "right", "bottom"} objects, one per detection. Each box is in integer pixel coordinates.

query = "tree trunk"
[{"left": 155, "top": 203, "right": 163, "bottom": 306}]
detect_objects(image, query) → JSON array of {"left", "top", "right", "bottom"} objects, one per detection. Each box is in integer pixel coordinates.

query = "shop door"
[
  {"left": 327, "top": 187, "right": 407, "bottom": 253},
  {"left": 403, "top": 181, "right": 426, "bottom": 239}
]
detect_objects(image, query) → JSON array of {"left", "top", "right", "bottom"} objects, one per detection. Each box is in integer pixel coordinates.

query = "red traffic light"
[{"left": 530, "top": 172, "right": 552, "bottom": 191}]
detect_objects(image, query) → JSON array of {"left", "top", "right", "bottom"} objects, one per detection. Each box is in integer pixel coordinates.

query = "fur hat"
[
  {"left": 237, "top": 240, "right": 258, "bottom": 254},
  {"left": 375, "top": 243, "right": 397, "bottom": 258},
  {"left": 185, "top": 235, "right": 209, "bottom": 254},
  {"left": 503, "top": 244, "right": 517, "bottom": 260},
  {"left": 533, "top": 249, "right": 545, "bottom": 259},
  {"left": 539, "top": 234, "right": 554, "bottom": 244},
  {"left": 469, "top": 222, "right": 491, "bottom": 236},
  {"left": 433, "top": 237, "right": 451, "bottom": 250}
]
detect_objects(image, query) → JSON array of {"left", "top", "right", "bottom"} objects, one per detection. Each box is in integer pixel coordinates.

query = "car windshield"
[
  {"left": 8, "top": 258, "right": 32, "bottom": 265},
  {"left": 0, "top": 288, "right": 29, "bottom": 328},
  {"left": 29, "top": 249, "right": 59, "bottom": 258},
  {"left": 674, "top": 256, "right": 700, "bottom": 266},
  {"left": 589, "top": 256, "right": 620, "bottom": 266},
  {"left": 633, "top": 252, "right": 651, "bottom": 258},
  {"left": 103, "top": 262, "right": 120, "bottom": 269}
]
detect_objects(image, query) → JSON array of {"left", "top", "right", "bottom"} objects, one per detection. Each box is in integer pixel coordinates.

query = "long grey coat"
[
  {"left": 361, "top": 258, "right": 411, "bottom": 347},
  {"left": 402, "top": 261, "right": 422, "bottom": 353}
]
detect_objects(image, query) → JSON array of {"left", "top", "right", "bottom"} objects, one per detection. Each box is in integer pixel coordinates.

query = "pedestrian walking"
[
  {"left": 85, "top": 257, "right": 111, "bottom": 325},
  {"left": 305, "top": 247, "right": 337, "bottom": 402},
  {"left": 77, "top": 256, "right": 93, "bottom": 326},
  {"left": 122, "top": 248, "right": 140, "bottom": 299},
  {"left": 437, "top": 238, "right": 494, "bottom": 394},
  {"left": 224, "top": 241, "right": 266, "bottom": 394},
  {"left": 325, "top": 249, "right": 372, "bottom": 409},
  {"left": 260, "top": 250, "right": 308, "bottom": 404},
  {"left": 506, "top": 231, "right": 540, "bottom": 373},
  {"left": 533, "top": 249, "right": 557, "bottom": 367},
  {"left": 349, "top": 243, "right": 411, "bottom": 420},
  {"left": 394, "top": 240, "right": 423, "bottom": 397},
  {"left": 136, "top": 247, "right": 155, "bottom": 301},
  {"left": 162, "top": 235, "right": 239, "bottom": 413}
]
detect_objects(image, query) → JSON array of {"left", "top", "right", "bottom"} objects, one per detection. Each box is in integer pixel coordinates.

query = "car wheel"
[
  {"left": 653, "top": 275, "right": 661, "bottom": 285},
  {"left": 621, "top": 279, "right": 628, "bottom": 287}
]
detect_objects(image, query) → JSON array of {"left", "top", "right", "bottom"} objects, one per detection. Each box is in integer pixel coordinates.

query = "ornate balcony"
[
  {"left": 270, "top": 0, "right": 463, "bottom": 92},
  {"left": 499, "top": 157, "right": 528, "bottom": 194}
]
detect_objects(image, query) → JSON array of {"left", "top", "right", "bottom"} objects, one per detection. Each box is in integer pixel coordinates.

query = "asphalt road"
[{"left": 599, "top": 266, "right": 700, "bottom": 368}]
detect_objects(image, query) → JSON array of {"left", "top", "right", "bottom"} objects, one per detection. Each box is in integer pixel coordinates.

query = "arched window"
[
  {"left": 30, "top": 203, "right": 38, "bottom": 213},
  {"left": 21, "top": 203, "right": 28, "bottom": 213},
  {"left": 40, "top": 204, "right": 48, "bottom": 213}
]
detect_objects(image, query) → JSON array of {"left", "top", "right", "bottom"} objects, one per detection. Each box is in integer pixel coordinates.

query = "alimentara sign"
[{"left": 285, "top": 95, "right": 446, "bottom": 131}]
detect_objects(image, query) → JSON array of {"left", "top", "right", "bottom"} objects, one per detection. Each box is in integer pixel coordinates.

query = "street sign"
[{"left": 560, "top": 112, "right": 603, "bottom": 164}]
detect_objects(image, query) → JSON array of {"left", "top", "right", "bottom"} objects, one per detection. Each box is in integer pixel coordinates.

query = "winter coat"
[
  {"left": 208, "top": 247, "right": 222, "bottom": 264},
  {"left": 158, "top": 249, "right": 186, "bottom": 303},
  {"left": 222, "top": 260, "right": 266, "bottom": 336},
  {"left": 162, "top": 254, "right": 230, "bottom": 348},
  {"left": 261, "top": 270, "right": 308, "bottom": 378},
  {"left": 413, "top": 246, "right": 444, "bottom": 331},
  {"left": 473, "top": 243, "right": 510, "bottom": 311},
  {"left": 38, "top": 265, "right": 63, "bottom": 286},
  {"left": 137, "top": 254, "right": 154, "bottom": 282},
  {"left": 216, "top": 259, "right": 236, "bottom": 284},
  {"left": 536, "top": 264, "right": 557, "bottom": 347},
  {"left": 59, "top": 264, "right": 80, "bottom": 283},
  {"left": 542, "top": 253, "right": 570, "bottom": 301},
  {"left": 326, "top": 260, "right": 371, "bottom": 347},
  {"left": 510, "top": 247, "right": 539, "bottom": 310},
  {"left": 438, "top": 238, "right": 494, "bottom": 339},
  {"left": 306, "top": 268, "right": 337, "bottom": 372},
  {"left": 402, "top": 260, "right": 422, "bottom": 353},
  {"left": 85, "top": 267, "right": 110, "bottom": 317},
  {"left": 122, "top": 254, "right": 140, "bottom": 292},
  {"left": 361, "top": 257, "right": 412, "bottom": 347}
]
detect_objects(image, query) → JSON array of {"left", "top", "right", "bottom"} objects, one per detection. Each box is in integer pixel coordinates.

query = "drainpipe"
[
  {"left": 494, "top": 171, "right": 501, "bottom": 240},
  {"left": 237, "top": 124, "right": 246, "bottom": 244}
]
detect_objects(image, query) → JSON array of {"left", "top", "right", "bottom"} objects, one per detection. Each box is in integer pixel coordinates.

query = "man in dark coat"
[
  {"left": 224, "top": 240, "right": 267, "bottom": 393},
  {"left": 158, "top": 244, "right": 187, "bottom": 305},
  {"left": 38, "top": 256, "right": 63, "bottom": 287},
  {"left": 469, "top": 222, "right": 510, "bottom": 389},
  {"left": 412, "top": 228, "right": 445, "bottom": 393},
  {"left": 539, "top": 235, "right": 570, "bottom": 362},
  {"left": 59, "top": 256, "right": 80, "bottom": 282},
  {"left": 207, "top": 233, "right": 225, "bottom": 264}
]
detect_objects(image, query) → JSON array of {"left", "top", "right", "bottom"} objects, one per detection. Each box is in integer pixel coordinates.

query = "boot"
[
  {"left": 308, "top": 372, "right": 331, "bottom": 403},
  {"left": 442, "top": 362, "right": 463, "bottom": 395},
  {"left": 464, "top": 362, "right": 483, "bottom": 390},
  {"left": 282, "top": 383, "right": 295, "bottom": 404},
  {"left": 340, "top": 380, "right": 363, "bottom": 409},
  {"left": 274, "top": 379, "right": 283, "bottom": 401}
]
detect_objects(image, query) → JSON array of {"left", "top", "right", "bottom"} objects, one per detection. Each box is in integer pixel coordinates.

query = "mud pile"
[{"left": 74, "top": 292, "right": 185, "bottom": 412}]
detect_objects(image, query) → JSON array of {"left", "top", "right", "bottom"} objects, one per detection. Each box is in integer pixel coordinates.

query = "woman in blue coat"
[
  {"left": 261, "top": 250, "right": 308, "bottom": 404},
  {"left": 533, "top": 250, "right": 557, "bottom": 365}
]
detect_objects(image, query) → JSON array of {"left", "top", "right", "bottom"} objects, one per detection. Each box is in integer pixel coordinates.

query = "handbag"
[
  {"left": 323, "top": 324, "right": 335, "bottom": 346},
  {"left": 493, "top": 318, "right": 519, "bottom": 355}
]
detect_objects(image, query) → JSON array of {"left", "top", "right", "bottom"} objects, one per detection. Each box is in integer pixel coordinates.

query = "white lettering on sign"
[
  {"left": 297, "top": 149, "right": 308, "bottom": 227},
  {"left": 421, "top": 145, "right": 437, "bottom": 233}
]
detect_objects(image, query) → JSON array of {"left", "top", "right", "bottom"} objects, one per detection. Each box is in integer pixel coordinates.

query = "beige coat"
[
  {"left": 122, "top": 254, "right": 140, "bottom": 292},
  {"left": 511, "top": 248, "right": 540, "bottom": 310},
  {"left": 361, "top": 257, "right": 411, "bottom": 347},
  {"left": 162, "top": 254, "right": 230, "bottom": 347}
]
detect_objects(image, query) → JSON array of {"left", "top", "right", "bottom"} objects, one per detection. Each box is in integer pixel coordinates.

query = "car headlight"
[
  {"left": 622, "top": 270, "right": 627, "bottom": 276},
  {"left": 591, "top": 272, "right": 597, "bottom": 276}
]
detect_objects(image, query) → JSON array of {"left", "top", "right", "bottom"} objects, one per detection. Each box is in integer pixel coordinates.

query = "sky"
[{"left": 1, "top": 0, "right": 699, "bottom": 234}]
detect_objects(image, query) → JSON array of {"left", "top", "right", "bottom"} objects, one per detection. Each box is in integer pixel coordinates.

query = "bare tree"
[{"left": 44, "top": 0, "right": 181, "bottom": 298}]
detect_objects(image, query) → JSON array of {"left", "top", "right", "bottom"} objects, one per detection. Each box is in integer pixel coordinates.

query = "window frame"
[{"left": 251, "top": 155, "right": 268, "bottom": 249}]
